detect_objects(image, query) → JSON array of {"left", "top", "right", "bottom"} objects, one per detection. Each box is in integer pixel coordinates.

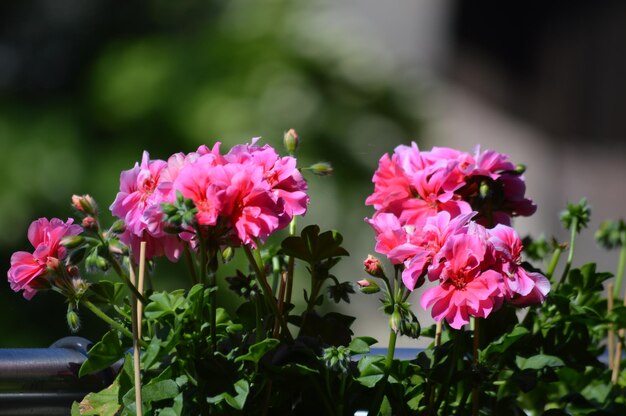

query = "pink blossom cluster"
[
  {"left": 366, "top": 144, "right": 549, "bottom": 329},
  {"left": 7, "top": 218, "right": 82, "bottom": 299},
  {"left": 366, "top": 143, "right": 536, "bottom": 227},
  {"left": 110, "top": 139, "right": 309, "bottom": 261}
]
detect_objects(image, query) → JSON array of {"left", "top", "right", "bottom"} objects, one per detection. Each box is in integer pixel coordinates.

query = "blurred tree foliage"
[{"left": 0, "top": 0, "right": 422, "bottom": 346}]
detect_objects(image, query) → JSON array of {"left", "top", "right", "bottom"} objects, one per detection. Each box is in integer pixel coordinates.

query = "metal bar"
[{"left": 0, "top": 337, "right": 115, "bottom": 415}]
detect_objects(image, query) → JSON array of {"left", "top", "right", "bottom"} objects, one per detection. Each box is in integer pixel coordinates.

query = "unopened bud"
[
  {"left": 390, "top": 307, "right": 402, "bottom": 334},
  {"left": 95, "top": 256, "right": 109, "bottom": 271},
  {"left": 515, "top": 164, "right": 526, "bottom": 175},
  {"left": 363, "top": 255, "right": 385, "bottom": 278},
  {"left": 82, "top": 216, "right": 98, "bottom": 230},
  {"left": 66, "top": 305, "right": 80, "bottom": 333},
  {"left": 222, "top": 246, "right": 234, "bottom": 263},
  {"left": 61, "top": 235, "right": 85, "bottom": 249},
  {"left": 283, "top": 129, "right": 299, "bottom": 154},
  {"left": 357, "top": 278, "right": 380, "bottom": 294},
  {"left": 309, "top": 162, "right": 333, "bottom": 177},
  {"left": 109, "top": 220, "right": 126, "bottom": 234},
  {"left": 72, "top": 194, "right": 98, "bottom": 216},
  {"left": 46, "top": 257, "right": 61, "bottom": 271}
]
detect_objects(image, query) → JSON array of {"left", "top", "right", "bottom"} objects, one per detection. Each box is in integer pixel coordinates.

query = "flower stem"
[
  {"left": 472, "top": 318, "right": 480, "bottom": 416},
  {"left": 557, "top": 217, "right": 578, "bottom": 290},
  {"left": 183, "top": 243, "right": 199, "bottom": 286},
  {"left": 243, "top": 245, "right": 293, "bottom": 341},
  {"left": 613, "top": 230, "right": 626, "bottom": 298},
  {"left": 108, "top": 256, "right": 147, "bottom": 304},
  {"left": 82, "top": 299, "right": 147, "bottom": 348},
  {"left": 386, "top": 329, "right": 397, "bottom": 371},
  {"left": 545, "top": 246, "right": 562, "bottom": 281}
]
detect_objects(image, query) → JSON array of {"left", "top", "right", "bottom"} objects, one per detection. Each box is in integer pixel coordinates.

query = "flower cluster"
[
  {"left": 110, "top": 139, "right": 309, "bottom": 260},
  {"left": 7, "top": 218, "right": 82, "bottom": 299},
  {"left": 366, "top": 144, "right": 549, "bottom": 329}
]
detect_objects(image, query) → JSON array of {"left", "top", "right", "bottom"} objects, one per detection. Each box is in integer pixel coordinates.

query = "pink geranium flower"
[
  {"left": 489, "top": 224, "right": 550, "bottom": 305},
  {"left": 110, "top": 151, "right": 183, "bottom": 261},
  {"left": 420, "top": 232, "right": 503, "bottom": 329},
  {"left": 7, "top": 218, "right": 82, "bottom": 299}
]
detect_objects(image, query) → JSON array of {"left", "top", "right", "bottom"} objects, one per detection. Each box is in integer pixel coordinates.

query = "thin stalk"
[
  {"left": 285, "top": 217, "right": 297, "bottom": 308},
  {"left": 612, "top": 293, "right": 626, "bottom": 384},
  {"left": 82, "top": 299, "right": 147, "bottom": 348},
  {"left": 545, "top": 246, "right": 562, "bottom": 281},
  {"left": 207, "top": 256, "right": 218, "bottom": 353},
  {"left": 472, "top": 318, "right": 480, "bottom": 416},
  {"left": 613, "top": 231, "right": 626, "bottom": 298},
  {"left": 255, "top": 294, "right": 264, "bottom": 341},
  {"left": 273, "top": 272, "right": 287, "bottom": 338},
  {"left": 386, "top": 329, "right": 398, "bottom": 371},
  {"left": 243, "top": 245, "right": 292, "bottom": 341},
  {"left": 129, "top": 265, "right": 143, "bottom": 416},
  {"left": 557, "top": 217, "right": 578, "bottom": 290},
  {"left": 435, "top": 321, "right": 443, "bottom": 347},
  {"left": 608, "top": 283, "right": 615, "bottom": 371},
  {"left": 183, "top": 243, "right": 199, "bottom": 286},
  {"left": 338, "top": 373, "right": 348, "bottom": 416},
  {"left": 108, "top": 255, "right": 147, "bottom": 304},
  {"left": 137, "top": 242, "right": 147, "bottom": 339}
]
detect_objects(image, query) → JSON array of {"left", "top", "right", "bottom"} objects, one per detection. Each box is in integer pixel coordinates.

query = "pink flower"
[
  {"left": 7, "top": 218, "right": 82, "bottom": 299},
  {"left": 363, "top": 255, "right": 385, "bottom": 278},
  {"left": 110, "top": 151, "right": 183, "bottom": 261},
  {"left": 489, "top": 224, "right": 550, "bottom": 305},
  {"left": 420, "top": 232, "right": 503, "bottom": 329},
  {"left": 171, "top": 139, "right": 308, "bottom": 248}
]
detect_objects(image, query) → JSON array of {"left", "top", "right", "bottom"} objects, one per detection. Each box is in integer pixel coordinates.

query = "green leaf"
[
  {"left": 356, "top": 355, "right": 386, "bottom": 388},
  {"left": 156, "top": 393, "right": 183, "bottom": 416},
  {"left": 206, "top": 379, "right": 250, "bottom": 410},
  {"left": 281, "top": 225, "right": 349, "bottom": 264},
  {"left": 235, "top": 338, "right": 279, "bottom": 364},
  {"left": 79, "top": 330, "right": 124, "bottom": 377},
  {"left": 481, "top": 325, "right": 529, "bottom": 360},
  {"left": 88, "top": 281, "right": 125, "bottom": 306},
  {"left": 348, "top": 336, "right": 378, "bottom": 355},
  {"left": 74, "top": 379, "right": 121, "bottom": 416},
  {"left": 515, "top": 354, "right": 565, "bottom": 370},
  {"left": 144, "top": 290, "right": 186, "bottom": 319}
]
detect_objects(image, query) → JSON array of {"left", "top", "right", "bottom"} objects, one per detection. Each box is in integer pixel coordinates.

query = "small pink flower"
[
  {"left": 363, "top": 255, "right": 384, "bottom": 278},
  {"left": 489, "top": 224, "right": 550, "bottom": 304},
  {"left": 420, "top": 232, "right": 503, "bottom": 329},
  {"left": 7, "top": 218, "right": 82, "bottom": 299},
  {"left": 110, "top": 151, "right": 184, "bottom": 261}
]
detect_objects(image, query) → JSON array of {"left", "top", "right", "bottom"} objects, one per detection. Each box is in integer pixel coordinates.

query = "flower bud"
[
  {"left": 109, "top": 220, "right": 126, "bottom": 235},
  {"left": 82, "top": 216, "right": 98, "bottom": 230},
  {"left": 283, "top": 128, "right": 299, "bottom": 154},
  {"left": 61, "top": 235, "right": 85, "bottom": 249},
  {"left": 66, "top": 304, "right": 80, "bottom": 333},
  {"left": 46, "top": 257, "right": 61, "bottom": 271},
  {"left": 357, "top": 278, "right": 380, "bottom": 294},
  {"left": 390, "top": 307, "right": 402, "bottom": 334},
  {"left": 221, "top": 246, "right": 234, "bottom": 263},
  {"left": 309, "top": 162, "right": 333, "bottom": 176},
  {"left": 72, "top": 194, "right": 98, "bottom": 216},
  {"left": 363, "top": 255, "right": 385, "bottom": 278}
]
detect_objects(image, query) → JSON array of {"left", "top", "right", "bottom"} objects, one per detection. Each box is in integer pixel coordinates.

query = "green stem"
[
  {"left": 183, "top": 243, "right": 199, "bottom": 286},
  {"left": 285, "top": 217, "right": 297, "bottom": 308},
  {"left": 82, "top": 299, "right": 147, "bottom": 348},
  {"left": 243, "top": 245, "right": 293, "bottom": 341},
  {"left": 255, "top": 293, "right": 264, "bottom": 341},
  {"left": 545, "top": 246, "right": 562, "bottom": 281},
  {"left": 557, "top": 217, "right": 578, "bottom": 290},
  {"left": 386, "top": 329, "right": 398, "bottom": 371},
  {"left": 338, "top": 373, "right": 347, "bottom": 416},
  {"left": 108, "top": 256, "right": 147, "bottom": 304},
  {"left": 613, "top": 231, "right": 626, "bottom": 298}
]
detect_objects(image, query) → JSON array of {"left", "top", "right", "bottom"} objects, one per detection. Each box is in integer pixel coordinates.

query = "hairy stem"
[
  {"left": 613, "top": 231, "right": 626, "bottom": 298},
  {"left": 243, "top": 245, "right": 293, "bottom": 341},
  {"left": 557, "top": 217, "right": 578, "bottom": 290}
]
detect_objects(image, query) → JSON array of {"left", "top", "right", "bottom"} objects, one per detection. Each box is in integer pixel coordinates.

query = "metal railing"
[{"left": 0, "top": 337, "right": 115, "bottom": 416}]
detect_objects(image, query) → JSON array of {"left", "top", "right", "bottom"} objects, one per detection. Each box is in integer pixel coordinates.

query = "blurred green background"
[{"left": 0, "top": 0, "right": 423, "bottom": 346}]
